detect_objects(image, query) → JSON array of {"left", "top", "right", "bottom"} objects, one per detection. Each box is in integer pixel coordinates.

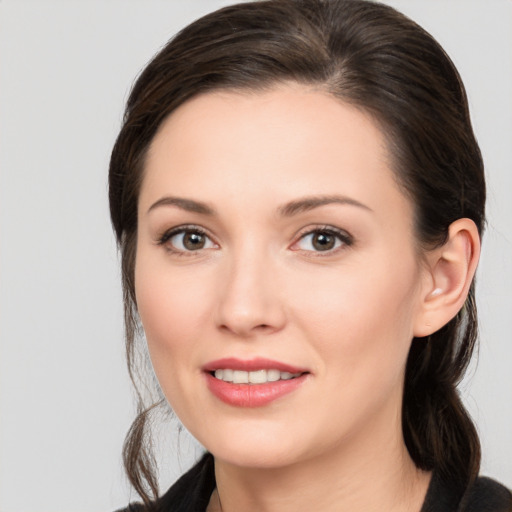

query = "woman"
[{"left": 109, "top": 0, "right": 511, "bottom": 510}]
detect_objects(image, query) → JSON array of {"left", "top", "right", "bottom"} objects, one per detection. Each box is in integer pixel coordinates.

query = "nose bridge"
[{"left": 215, "top": 238, "right": 285, "bottom": 336}]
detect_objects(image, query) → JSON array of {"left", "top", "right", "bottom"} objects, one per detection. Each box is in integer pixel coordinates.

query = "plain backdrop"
[{"left": 0, "top": 1, "right": 511, "bottom": 511}]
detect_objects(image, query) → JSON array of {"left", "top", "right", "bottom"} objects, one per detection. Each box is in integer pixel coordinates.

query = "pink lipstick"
[{"left": 203, "top": 358, "right": 309, "bottom": 407}]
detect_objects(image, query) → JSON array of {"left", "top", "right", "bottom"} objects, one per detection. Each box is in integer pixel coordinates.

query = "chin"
[
  {"left": 196, "top": 423, "right": 308, "bottom": 469},
  {"left": 211, "top": 444, "right": 301, "bottom": 470}
]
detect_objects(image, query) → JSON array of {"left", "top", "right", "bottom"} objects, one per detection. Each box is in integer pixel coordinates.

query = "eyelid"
[
  {"left": 156, "top": 224, "right": 219, "bottom": 253},
  {"left": 290, "top": 225, "right": 354, "bottom": 253},
  {"left": 155, "top": 223, "right": 353, "bottom": 255}
]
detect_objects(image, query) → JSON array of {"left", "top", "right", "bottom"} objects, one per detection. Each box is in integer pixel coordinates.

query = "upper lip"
[{"left": 202, "top": 357, "right": 308, "bottom": 374}]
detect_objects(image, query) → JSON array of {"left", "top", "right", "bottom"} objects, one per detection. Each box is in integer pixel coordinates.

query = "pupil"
[
  {"left": 184, "top": 232, "right": 205, "bottom": 250},
  {"left": 313, "top": 232, "right": 334, "bottom": 251}
]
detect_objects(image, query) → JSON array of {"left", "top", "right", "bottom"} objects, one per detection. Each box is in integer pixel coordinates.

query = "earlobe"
[{"left": 413, "top": 218, "right": 480, "bottom": 338}]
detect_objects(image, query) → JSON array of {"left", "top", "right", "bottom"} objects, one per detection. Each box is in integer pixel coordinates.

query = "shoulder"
[
  {"left": 421, "top": 472, "right": 511, "bottom": 512},
  {"left": 461, "top": 476, "right": 512, "bottom": 512},
  {"left": 114, "top": 452, "right": 216, "bottom": 512},
  {"left": 114, "top": 505, "right": 144, "bottom": 512}
]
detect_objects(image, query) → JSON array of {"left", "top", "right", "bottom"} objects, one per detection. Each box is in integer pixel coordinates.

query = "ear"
[{"left": 413, "top": 218, "right": 481, "bottom": 337}]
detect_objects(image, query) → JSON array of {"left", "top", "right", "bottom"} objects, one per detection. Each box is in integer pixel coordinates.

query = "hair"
[{"left": 109, "top": 0, "right": 485, "bottom": 507}]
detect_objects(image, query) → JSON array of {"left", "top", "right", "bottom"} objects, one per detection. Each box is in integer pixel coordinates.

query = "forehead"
[{"left": 140, "top": 85, "right": 411, "bottom": 223}]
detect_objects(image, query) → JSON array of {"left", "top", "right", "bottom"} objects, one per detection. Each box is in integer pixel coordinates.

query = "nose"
[{"left": 214, "top": 246, "right": 287, "bottom": 338}]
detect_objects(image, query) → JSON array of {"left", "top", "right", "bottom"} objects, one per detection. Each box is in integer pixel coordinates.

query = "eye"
[
  {"left": 159, "top": 226, "right": 217, "bottom": 253},
  {"left": 293, "top": 227, "right": 352, "bottom": 253}
]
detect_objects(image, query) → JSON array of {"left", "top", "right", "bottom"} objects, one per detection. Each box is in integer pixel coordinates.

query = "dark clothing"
[
  {"left": 118, "top": 452, "right": 512, "bottom": 512},
  {"left": 421, "top": 470, "right": 512, "bottom": 512}
]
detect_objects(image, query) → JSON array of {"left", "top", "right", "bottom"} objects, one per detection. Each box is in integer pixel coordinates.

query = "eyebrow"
[
  {"left": 147, "top": 196, "right": 216, "bottom": 215},
  {"left": 147, "top": 194, "right": 372, "bottom": 217},
  {"left": 277, "top": 195, "right": 373, "bottom": 216}
]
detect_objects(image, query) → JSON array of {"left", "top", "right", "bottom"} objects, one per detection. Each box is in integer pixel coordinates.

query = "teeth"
[
  {"left": 222, "top": 369, "right": 234, "bottom": 382},
  {"left": 248, "top": 369, "right": 267, "bottom": 384},
  {"left": 233, "top": 370, "right": 249, "bottom": 384},
  {"left": 267, "top": 369, "right": 280, "bottom": 382},
  {"left": 213, "top": 369, "right": 302, "bottom": 384}
]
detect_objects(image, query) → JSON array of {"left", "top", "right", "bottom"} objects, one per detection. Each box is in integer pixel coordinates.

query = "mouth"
[
  {"left": 203, "top": 358, "right": 310, "bottom": 407},
  {"left": 211, "top": 368, "right": 303, "bottom": 384}
]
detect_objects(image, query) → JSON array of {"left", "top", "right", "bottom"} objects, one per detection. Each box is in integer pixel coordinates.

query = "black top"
[{"left": 118, "top": 452, "right": 512, "bottom": 512}]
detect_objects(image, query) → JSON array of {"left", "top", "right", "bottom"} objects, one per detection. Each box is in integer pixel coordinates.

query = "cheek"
[
  {"left": 290, "top": 258, "right": 420, "bottom": 377},
  {"left": 134, "top": 251, "right": 213, "bottom": 379}
]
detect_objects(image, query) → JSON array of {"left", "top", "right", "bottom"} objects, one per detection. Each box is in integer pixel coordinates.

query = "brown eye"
[
  {"left": 311, "top": 232, "right": 336, "bottom": 251},
  {"left": 294, "top": 228, "right": 352, "bottom": 253},
  {"left": 161, "top": 228, "right": 216, "bottom": 252},
  {"left": 182, "top": 231, "right": 206, "bottom": 250}
]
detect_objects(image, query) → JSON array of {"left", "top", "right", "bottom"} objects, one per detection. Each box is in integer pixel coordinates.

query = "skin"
[{"left": 135, "top": 85, "right": 478, "bottom": 512}]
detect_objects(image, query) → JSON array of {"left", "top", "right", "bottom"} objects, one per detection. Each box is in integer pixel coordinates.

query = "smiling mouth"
[
  {"left": 203, "top": 358, "right": 309, "bottom": 406},
  {"left": 211, "top": 369, "right": 304, "bottom": 384}
]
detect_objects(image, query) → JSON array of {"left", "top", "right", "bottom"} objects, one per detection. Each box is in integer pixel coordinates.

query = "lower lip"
[{"left": 205, "top": 373, "right": 308, "bottom": 407}]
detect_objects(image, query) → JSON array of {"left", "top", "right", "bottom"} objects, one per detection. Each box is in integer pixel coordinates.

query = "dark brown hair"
[{"left": 109, "top": 0, "right": 485, "bottom": 507}]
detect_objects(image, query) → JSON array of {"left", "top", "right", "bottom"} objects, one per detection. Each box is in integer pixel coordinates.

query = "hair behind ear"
[
  {"left": 404, "top": 220, "right": 481, "bottom": 497},
  {"left": 403, "top": 288, "right": 480, "bottom": 497}
]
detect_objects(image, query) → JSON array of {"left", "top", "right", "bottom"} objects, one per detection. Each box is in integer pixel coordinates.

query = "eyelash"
[
  {"left": 157, "top": 225, "right": 217, "bottom": 256},
  {"left": 157, "top": 225, "right": 353, "bottom": 256},
  {"left": 292, "top": 225, "right": 354, "bottom": 256}
]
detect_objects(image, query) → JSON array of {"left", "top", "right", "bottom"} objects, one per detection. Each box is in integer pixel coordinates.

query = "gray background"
[{"left": 0, "top": 1, "right": 510, "bottom": 511}]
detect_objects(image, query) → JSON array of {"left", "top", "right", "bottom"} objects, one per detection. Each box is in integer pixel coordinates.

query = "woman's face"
[{"left": 135, "top": 86, "right": 429, "bottom": 469}]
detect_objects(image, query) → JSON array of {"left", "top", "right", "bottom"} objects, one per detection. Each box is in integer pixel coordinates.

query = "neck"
[{"left": 209, "top": 411, "right": 431, "bottom": 512}]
